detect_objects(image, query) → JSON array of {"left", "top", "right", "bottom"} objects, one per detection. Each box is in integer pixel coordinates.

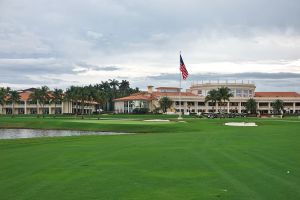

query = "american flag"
[{"left": 180, "top": 54, "right": 189, "bottom": 80}]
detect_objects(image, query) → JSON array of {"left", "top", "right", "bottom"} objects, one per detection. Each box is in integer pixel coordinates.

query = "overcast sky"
[{"left": 1, "top": 0, "right": 300, "bottom": 92}]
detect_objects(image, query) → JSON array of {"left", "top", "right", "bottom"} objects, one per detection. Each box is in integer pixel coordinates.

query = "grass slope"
[{"left": 0, "top": 116, "right": 300, "bottom": 200}]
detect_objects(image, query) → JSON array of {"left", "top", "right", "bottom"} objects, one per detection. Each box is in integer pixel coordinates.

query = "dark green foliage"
[
  {"left": 205, "top": 89, "right": 220, "bottom": 104},
  {"left": 132, "top": 108, "right": 149, "bottom": 114},
  {"left": 205, "top": 87, "right": 233, "bottom": 112},
  {"left": 159, "top": 97, "right": 173, "bottom": 113},
  {"left": 7, "top": 90, "right": 21, "bottom": 116},
  {"left": 64, "top": 80, "right": 139, "bottom": 114},
  {"left": 245, "top": 98, "right": 257, "bottom": 114},
  {"left": 272, "top": 99, "right": 284, "bottom": 114},
  {"left": 93, "top": 79, "right": 139, "bottom": 111}
]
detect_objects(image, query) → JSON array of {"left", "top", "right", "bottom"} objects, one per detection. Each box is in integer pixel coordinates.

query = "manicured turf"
[{"left": 0, "top": 115, "right": 300, "bottom": 199}]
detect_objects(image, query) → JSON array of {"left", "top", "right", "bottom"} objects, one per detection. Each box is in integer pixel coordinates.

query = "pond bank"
[{"left": 0, "top": 129, "right": 135, "bottom": 139}]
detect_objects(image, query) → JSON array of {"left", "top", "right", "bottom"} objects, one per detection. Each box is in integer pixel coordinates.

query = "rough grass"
[{"left": 0, "top": 115, "right": 300, "bottom": 200}]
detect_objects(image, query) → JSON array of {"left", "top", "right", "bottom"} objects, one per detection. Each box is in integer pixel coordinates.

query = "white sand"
[
  {"left": 225, "top": 122, "right": 257, "bottom": 127},
  {"left": 144, "top": 119, "right": 170, "bottom": 122}
]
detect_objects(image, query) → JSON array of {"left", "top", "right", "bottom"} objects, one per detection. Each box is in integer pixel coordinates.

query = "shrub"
[{"left": 132, "top": 108, "right": 149, "bottom": 114}]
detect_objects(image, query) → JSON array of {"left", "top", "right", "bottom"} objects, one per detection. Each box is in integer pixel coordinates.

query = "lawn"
[{"left": 0, "top": 115, "right": 300, "bottom": 199}]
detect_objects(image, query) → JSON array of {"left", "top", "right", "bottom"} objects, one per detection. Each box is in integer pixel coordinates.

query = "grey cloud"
[
  {"left": 75, "top": 62, "right": 120, "bottom": 72},
  {"left": 148, "top": 72, "right": 300, "bottom": 81},
  {"left": 0, "top": 58, "right": 74, "bottom": 74},
  {"left": 146, "top": 72, "right": 300, "bottom": 92},
  {"left": 0, "top": 0, "right": 300, "bottom": 91}
]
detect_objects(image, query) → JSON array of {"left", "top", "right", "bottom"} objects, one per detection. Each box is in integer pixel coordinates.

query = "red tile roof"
[
  {"left": 255, "top": 92, "right": 300, "bottom": 97},
  {"left": 156, "top": 87, "right": 180, "bottom": 89},
  {"left": 113, "top": 92, "right": 156, "bottom": 101},
  {"left": 152, "top": 91, "right": 197, "bottom": 97},
  {"left": 20, "top": 92, "right": 31, "bottom": 101},
  {"left": 113, "top": 91, "right": 197, "bottom": 101}
]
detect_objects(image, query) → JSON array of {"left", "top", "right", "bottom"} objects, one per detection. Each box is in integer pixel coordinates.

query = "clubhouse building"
[
  {"left": 114, "top": 82, "right": 300, "bottom": 114},
  {"left": 0, "top": 88, "right": 97, "bottom": 115}
]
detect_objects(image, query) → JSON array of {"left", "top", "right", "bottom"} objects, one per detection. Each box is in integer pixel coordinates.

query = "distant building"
[
  {"left": 114, "top": 82, "right": 300, "bottom": 114},
  {"left": 0, "top": 89, "right": 97, "bottom": 115}
]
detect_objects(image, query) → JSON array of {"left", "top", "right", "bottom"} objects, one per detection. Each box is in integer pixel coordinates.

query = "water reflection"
[{"left": 0, "top": 129, "right": 134, "bottom": 139}]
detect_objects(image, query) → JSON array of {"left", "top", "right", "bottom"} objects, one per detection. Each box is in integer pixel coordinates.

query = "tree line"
[{"left": 0, "top": 79, "right": 139, "bottom": 116}]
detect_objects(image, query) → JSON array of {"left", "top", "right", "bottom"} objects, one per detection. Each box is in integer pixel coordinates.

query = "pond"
[{"left": 0, "top": 129, "right": 134, "bottom": 139}]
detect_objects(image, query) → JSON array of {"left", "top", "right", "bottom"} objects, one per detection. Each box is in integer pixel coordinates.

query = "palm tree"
[
  {"left": 159, "top": 97, "right": 173, "bottom": 113},
  {"left": 100, "top": 81, "right": 112, "bottom": 111},
  {"left": 92, "top": 89, "right": 105, "bottom": 114},
  {"left": 29, "top": 88, "right": 42, "bottom": 116},
  {"left": 217, "top": 87, "right": 233, "bottom": 113},
  {"left": 109, "top": 79, "right": 120, "bottom": 111},
  {"left": 272, "top": 99, "right": 284, "bottom": 115},
  {"left": 51, "top": 88, "right": 64, "bottom": 115},
  {"left": 245, "top": 98, "right": 257, "bottom": 114},
  {"left": 119, "top": 80, "right": 130, "bottom": 97},
  {"left": 205, "top": 89, "right": 220, "bottom": 112},
  {"left": 78, "top": 86, "right": 89, "bottom": 116},
  {"left": 67, "top": 86, "right": 81, "bottom": 115},
  {"left": 64, "top": 87, "right": 72, "bottom": 114},
  {"left": 0, "top": 87, "right": 10, "bottom": 115},
  {"left": 8, "top": 90, "right": 21, "bottom": 117},
  {"left": 39, "top": 86, "right": 50, "bottom": 117}
]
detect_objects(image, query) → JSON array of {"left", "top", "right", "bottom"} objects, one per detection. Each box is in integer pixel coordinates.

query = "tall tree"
[
  {"left": 51, "top": 88, "right": 64, "bottom": 115},
  {"left": 217, "top": 87, "right": 233, "bottom": 112},
  {"left": 29, "top": 88, "right": 42, "bottom": 116},
  {"left": 78, "top": 86, "right": 89, "bottom": 115},
  {"left": 118, "top": 80, "right": 130, "bottom": 97},
  {"left": 64, "top": 88, "right": 72, "bottom": 114},
  {"left": 92, "top": 89, "right": 105, "bottom": 113},
  {"left": 108, "top": 79, "right": 120, "bottom": 111},
  {"left": 272, "top": 99, "right": 284, "bottom": 114},
  {"left": 8, "top": 90, "right": 21, "bottom": 117},
  {"left": 0, "top": 87, "right": 10, "bottom": 114},
  {"left": 159, "top": 97, "right": 173, "bottom": 113},
  {"left": 39, "top": 86, "right": 50, "bottom": 117},
  {"left": 69, "top": 86, "right": 80, "bottom": 115},
  {"left": 205, "top": 89, "right": 220, "bottom": 112},
  {"left": 245, "top": 98, "right": 257, "bottom": 114}
]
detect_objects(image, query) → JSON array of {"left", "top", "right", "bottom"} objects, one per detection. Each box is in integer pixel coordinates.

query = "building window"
[
  {"left": 249, "top": 90, "right": 253, "bottom": 97},
  {"left": 284, "top": 103, "right": 293, "bottom": 107},
  {"left": 230, "top": 102, "right": 238, "bottom": 106},
  {"left": 30, "top": 108, "right": 37, "bottom": 114},
  {"left": 243, "top": 90, "right": 249, "bottom": 97},
  {"left": 236, "top": 89, "right": 242, "bottom": 97},
  {"left": 218, "top": 102, "right": 228, "bottom": 106},
  {"left": 198, "top": 102, "right": 205, "bottom": 106},
  {"left": 208, "top": 102, "right": 216, "bottom": 106},
  {"left": 197, "top": 90, "right": 202, "bottom": 95},
  {"left": 55, "top": 108, "right": 62, "bottom": 114},
  {"left": 296, "top": 103, "right": 300, "bottom": 106},
  {"left": 187, "top": 102, "right": 194, "bottom": 106},
  {"left": 259, "top": 102, "right": 268, "bottom": 107},
  {"left": 18, "top": 108, "right": 24, "bottom": 114},
  {"left": 175, "top": 101, "right": 184, "bottom": 106}
]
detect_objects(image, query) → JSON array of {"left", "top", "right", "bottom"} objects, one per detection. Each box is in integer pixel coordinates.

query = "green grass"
[{"left": 0, "top": 115, "right": 300, "bottom": 199}]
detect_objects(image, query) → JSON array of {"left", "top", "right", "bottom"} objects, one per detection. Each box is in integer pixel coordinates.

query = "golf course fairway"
[{"left": 0, "top": 116, "right": 299, "bottom": 200}]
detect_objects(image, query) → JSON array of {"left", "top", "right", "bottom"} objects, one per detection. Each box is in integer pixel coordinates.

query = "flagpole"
[{"left": 178, "top": 51, "right": 183, "bottom": 120}]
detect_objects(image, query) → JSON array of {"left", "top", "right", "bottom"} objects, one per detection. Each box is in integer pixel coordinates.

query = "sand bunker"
[
  {"left": 144, "top": 119, "right": 170, "bottom": 122},
  {"left": 225, "top": 122, "right": 257, "bottom": 127}
]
